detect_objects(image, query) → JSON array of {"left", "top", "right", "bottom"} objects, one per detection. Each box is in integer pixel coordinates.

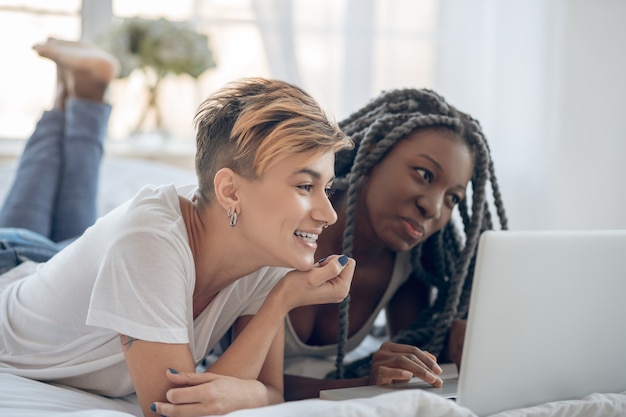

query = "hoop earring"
[{"left": 227, "top": 207, "right": 238, "bottom": 227}]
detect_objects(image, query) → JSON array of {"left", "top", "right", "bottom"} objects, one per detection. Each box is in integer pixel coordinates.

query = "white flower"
[{"left": 97, "top": 17, "right": 216, "bottom": 79}]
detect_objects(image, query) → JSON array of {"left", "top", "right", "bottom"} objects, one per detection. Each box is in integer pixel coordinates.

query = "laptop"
[{"left": 320, "top": 230, "right": 626, "bottom": 416}]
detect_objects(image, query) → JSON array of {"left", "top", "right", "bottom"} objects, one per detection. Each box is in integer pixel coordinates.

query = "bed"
[{"left": 1, "top": 157, "right": 624, "bottom": 417}]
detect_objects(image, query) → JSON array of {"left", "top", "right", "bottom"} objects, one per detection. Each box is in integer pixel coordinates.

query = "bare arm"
[
  {"left": 152, "top": 256, "right": 355, "bottom": 416},
  {"left": 208, "top": 293, "right": 288, "bottom": 382},
  {"left": 140, "top": 302, "right": 288, "bottom": 417},
  {"left": 127, "top": 306, "right": 287, "bottom": 417},
  {"left": 121, "top": 335, "right": 196, "bottom": 417},
  {"left": 208, "top": 314, "right": 285, "bottom": 401},
  {"left": 283, "top": 341, "right": 444, "bottom": 401},
  {"left": 209, "top": 256, "right": 354, "bottom": 381},
  {"left": 153, "top": 316, "right": 286, "bottom": 416}
]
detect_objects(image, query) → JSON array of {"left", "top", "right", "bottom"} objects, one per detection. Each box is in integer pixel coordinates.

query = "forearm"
[
  {"left": 122, "top": 339, "right": 196, "bottom": 417},
  {"left": 210, "top": 292, "right": 286, "bottom": 380},
  {"left": 284, "top": 374, "right": 369, "bottom": 401},
  {"left": 227, "top": 377, "right": 284, "bottom": 408},
  {"left": 154, "top": 370, "right": 284, "bottom": 416},
  {"left": 259, "top": 381, "right": 284, "bottom": 406}
]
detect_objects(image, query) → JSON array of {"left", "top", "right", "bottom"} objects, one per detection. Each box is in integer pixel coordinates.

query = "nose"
[
  {"left": 415, "top": 191, "right": 444, "bottom": 220},
  {"left": 313, "top": 192, "right": 338, "bottom": 227}
]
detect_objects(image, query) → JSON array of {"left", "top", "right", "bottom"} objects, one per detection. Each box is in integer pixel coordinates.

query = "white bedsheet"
[
  {"left": 1, "top": 373, "right": 625, "bottom": 417},
  {"left": 2, "top": 158, "right": 625, "bottom": 417}
]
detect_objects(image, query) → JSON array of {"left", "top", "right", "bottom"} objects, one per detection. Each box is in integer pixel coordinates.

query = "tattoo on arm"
[{"left": 120, "top": 334, "right": 137, "bottom": 352}]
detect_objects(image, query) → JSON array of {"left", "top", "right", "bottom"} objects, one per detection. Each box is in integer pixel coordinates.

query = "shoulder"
[
  {"left": 128, "top": 184, "right": 184, "bottom": 209},
  {"left": 103, "top": 184, "right": 189, "bottom": 232},
  {"left": 85, "top": 185, "right": 193, "bottom": 266}
]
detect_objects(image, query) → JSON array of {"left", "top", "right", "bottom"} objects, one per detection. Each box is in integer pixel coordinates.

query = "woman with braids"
[{"left": 282, "top": 88, "right": 508, "bottom": 400}]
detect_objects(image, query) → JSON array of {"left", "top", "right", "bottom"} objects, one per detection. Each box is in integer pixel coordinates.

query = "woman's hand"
[
  {"left": 202, "top": 255, "right": 354, "bottom": 401},
  {"left": 272, "top": 255, "right": 355, "bottom": 313},
  {"left": 369, "top": 341, "right": 443, "bottom": 387},
  {"left": 151, "top": 369, "right": 281, "bottom": 417},
  {"left": 447, "top": 319, "right": 467, "bottom": 369}
]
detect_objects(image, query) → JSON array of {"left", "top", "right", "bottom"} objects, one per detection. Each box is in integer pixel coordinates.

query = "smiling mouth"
[{"left": 294, "top": 230, "right": 319, "bottom": 243}]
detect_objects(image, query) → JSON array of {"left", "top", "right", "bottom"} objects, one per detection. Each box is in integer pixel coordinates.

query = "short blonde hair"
[{"left": 193, "top": 77, "right": 352, "bottom": 202}]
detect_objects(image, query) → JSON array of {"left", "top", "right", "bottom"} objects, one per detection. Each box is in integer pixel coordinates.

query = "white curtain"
[
  {"left": 251, "top": 0, "right": 378, "bottom": 118},
  {"left": 434, "top": 0, "right": 626, "bottom": 230},
  {"left": 249, "top": 0, "right": 435, "bottom": 120},
  {"left": 340, "top": 0, "right": 375, "bottom": 117},
  {"left": 81, "top": 0, "right": 112, "bottom": 42},
  {"left": 252, "top": 0, "right": 302, "bottom": 85},
  {"left": 76, "top": 0, "right": 626, "bottom": 231}
]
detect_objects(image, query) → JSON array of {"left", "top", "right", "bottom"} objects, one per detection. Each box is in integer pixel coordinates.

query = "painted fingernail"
[
  {"left": 338, "top": 255, "right": 349, "bottom": 266},
  {"left": 317, "top": 257, "right": 328, "bottom": 264},
  {"left": 150, "top": 403, "right": 157, "bottom": 412},
  {"left": 168, "top": 368, "right": 179, "bottom": 374}
]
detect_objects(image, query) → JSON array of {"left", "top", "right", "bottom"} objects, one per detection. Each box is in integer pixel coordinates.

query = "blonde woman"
[{"left": 0, "top": 43, "right": 355, "bottom": 417}]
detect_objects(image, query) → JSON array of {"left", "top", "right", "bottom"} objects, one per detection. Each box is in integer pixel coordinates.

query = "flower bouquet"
[{"left": 98, "top": 17, "right": 216, "bottom": 133}]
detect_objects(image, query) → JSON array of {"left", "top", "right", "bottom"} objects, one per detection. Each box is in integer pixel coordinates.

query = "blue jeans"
[
  {"left": 0, "top": 98, "right": 110, "bottom": 274},
  {"left": 0, "top": 228, "right": 71, "bottom": 275}
]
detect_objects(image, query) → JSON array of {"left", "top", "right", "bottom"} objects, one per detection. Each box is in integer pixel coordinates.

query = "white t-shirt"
[{"left": 0, "top": 184, "right": 289, "bottom": 397}]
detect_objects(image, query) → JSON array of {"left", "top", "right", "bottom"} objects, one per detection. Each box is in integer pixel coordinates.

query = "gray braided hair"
[{"left": 330, "top": 88, "right": 508, "bottom": 378}]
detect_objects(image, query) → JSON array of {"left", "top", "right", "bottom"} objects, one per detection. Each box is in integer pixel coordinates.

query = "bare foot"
[
  {"left": 33, "top": 37, "right": 119, "bottom": 82},
  {"left": 33, "top": 37, "right": 120, "bottom": 103}
]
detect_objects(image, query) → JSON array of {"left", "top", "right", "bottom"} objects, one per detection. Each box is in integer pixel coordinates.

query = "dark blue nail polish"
[
  {"left": 150, "top": 403, "right": 157, "bottom": 412},
  {"left": 338, "top": 255, "right": 349, "bottom": 266},
  {"left": 317, "top": 257, "right": 328, "bottom": 264},
  {"left": 168, "top": 368, "right": 179, "bottom": 374}
]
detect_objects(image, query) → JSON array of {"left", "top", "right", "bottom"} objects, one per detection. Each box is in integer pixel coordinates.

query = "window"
[
  {"left": 0, "top": 0, "right": 438, "bottom": 148},
  {"left": 0, "top": 1, "right": 81, "bottom": 140}
]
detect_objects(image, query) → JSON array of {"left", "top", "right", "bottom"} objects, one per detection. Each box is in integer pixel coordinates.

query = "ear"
[{"left": 214, "top": 168, "right": 240, "bottom": 211}]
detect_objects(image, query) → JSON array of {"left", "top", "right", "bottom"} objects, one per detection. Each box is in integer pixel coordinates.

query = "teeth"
[{"left": 295, "top": 230, "right": 318, "bottom": 242}]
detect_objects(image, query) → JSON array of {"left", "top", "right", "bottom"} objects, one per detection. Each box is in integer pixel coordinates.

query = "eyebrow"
[
  {"left": 294, "top": 168, "right": 335, "bottom": 183},
  {"left": 419, "top": 154, "right": 442, "bottom": 171}
]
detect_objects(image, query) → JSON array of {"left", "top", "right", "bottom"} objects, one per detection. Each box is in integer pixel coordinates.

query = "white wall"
[
  {"left": 435, "top": 0, "right": 626, "bottom": 231},
  {"left": 548, "top": 0, "right": 626, "bottom": 230}
]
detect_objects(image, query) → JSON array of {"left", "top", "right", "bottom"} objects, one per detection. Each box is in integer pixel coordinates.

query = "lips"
[{"left": 402, "top": 218, "right": 425, "bottom": 240}]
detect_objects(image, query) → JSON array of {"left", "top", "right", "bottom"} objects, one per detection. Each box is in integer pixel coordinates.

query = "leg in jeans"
[
  {"left": 40, "top": 39, "right": 118, "bottom": 241},
  {"left": 0, "top": 38, "right": 118, "bottom": 243},
  {"left": 0, "top": 38, "right": 119, "bottom": 273},
  {"left": 0, "top": 110, "right": 64, "bottom": 237},
  {"left": 52, "top": 98, "right": 111, "bottom": 241}
]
